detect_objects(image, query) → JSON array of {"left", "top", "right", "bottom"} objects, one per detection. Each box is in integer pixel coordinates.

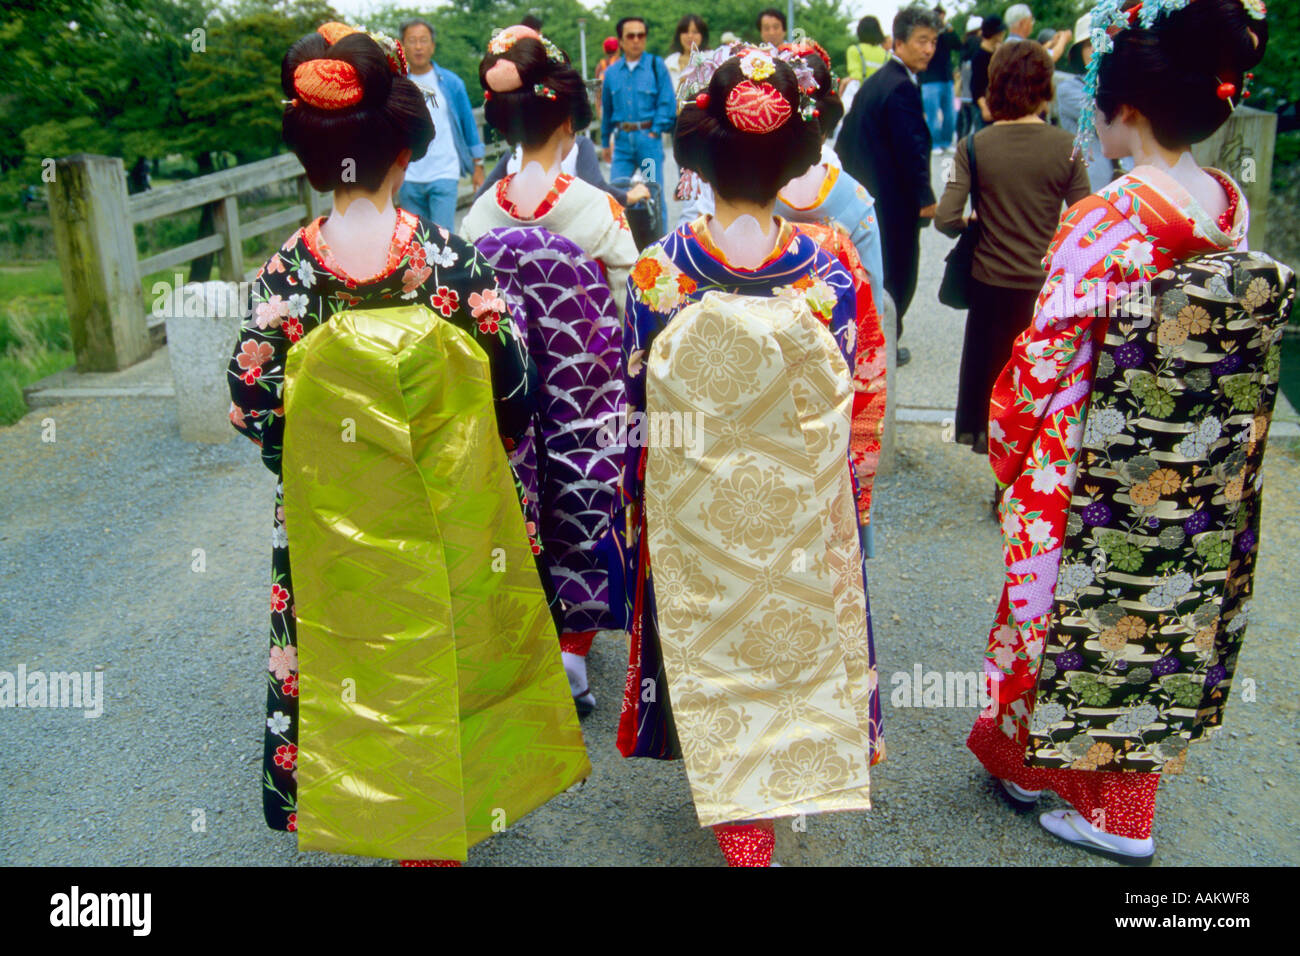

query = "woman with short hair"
[{"left": 937, "top": 40, "right": 1091, "bottom": 457}]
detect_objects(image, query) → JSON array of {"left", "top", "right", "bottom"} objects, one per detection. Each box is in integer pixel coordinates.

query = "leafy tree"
[
  {"left": 176, "top": 0, "right": 339, "bottom": 165},
  {"left": 1, "top": 0, "right": 209, "bottom": 188}
]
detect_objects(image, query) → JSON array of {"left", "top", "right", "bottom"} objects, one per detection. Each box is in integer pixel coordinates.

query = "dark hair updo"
[
  {"left": 675, "top": 54, "right": 821, "bottom": 205},
  {"left": 1096, "top": 0, "right": 1268, "bottom": 150},
  {"left": 281, "top": 31, "right": 434, "bottom": 193},
  {"left": 480, "top": 37, "right": 592, "bottom": 149}
]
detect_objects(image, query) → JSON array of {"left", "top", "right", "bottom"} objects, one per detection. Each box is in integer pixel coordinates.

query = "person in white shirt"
[{"left": 398, "top": 19, "right": 486, "bottom": 230}]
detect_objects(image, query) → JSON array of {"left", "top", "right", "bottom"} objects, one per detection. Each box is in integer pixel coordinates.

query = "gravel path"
[
  {"left": 2, "top": 154, "right": 1295, "bottom": 866},
  {"left": 2, "top": 398, "right": 1295, "bottom": 867}
]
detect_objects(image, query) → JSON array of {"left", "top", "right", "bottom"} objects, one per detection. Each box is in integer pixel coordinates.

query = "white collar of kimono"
[
  {"left": 507, "top": 142, "right": 578, "bottom": 177},
  {"left": 1128, "top": 163, "right": 1249, "bottom": 251}
]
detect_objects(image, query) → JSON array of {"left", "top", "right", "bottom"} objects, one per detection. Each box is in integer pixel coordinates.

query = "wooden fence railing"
[{"left": 46, "top": 109, "right": 507, "bottom": 372}]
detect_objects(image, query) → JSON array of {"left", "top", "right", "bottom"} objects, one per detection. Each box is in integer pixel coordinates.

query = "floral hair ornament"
[
  {"left": 369, "top": 30, "right": 408, "bottom": 76},
  {"left": 1072, "top": 0, "right": 1265, "bottom": 160},
  {"left": 726, "top": 79, "right": 793, "bottom": 133},
  {"left": 488, "top": 24, "right": 566, "bottom": 64},
  {"left": 313, "top": 21, "right": 407, "bottom": 75},
  {"left": 293, "top": 59, "right": 364, "bottom": 110},
  {"left": 779, "top": 39, "right": 832, "bottom": 75},
  {"left": 534, "top": 82, "right": 558, "bottom": 101},
  {"left": 739, "top": 49, "right": 776, "bottom": 81},
  {"left": 675, "top": 43, "right": 738, "bottom": 109}
]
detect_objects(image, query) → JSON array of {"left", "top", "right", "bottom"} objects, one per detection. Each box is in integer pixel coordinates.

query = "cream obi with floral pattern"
[{"left": 642, "top": 291, "right": 874, "bottom": 826}]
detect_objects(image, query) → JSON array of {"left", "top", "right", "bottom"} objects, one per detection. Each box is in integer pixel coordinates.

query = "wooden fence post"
[
  {"left": 297, "top": 176, "right": 316, "bottom": 227},
  {"left": 212, "top": 195, "right": 244, "bottom": 281},
  {"left": 1191, "top": 105, "right": 1275, "bottom": 251},
  {"left": 46, "top": 154, "right": 151, "bottom": 372}
]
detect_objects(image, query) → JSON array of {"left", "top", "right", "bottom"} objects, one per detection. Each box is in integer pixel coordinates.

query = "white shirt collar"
[{"left": 891, "top": 52, "right": 918, "bottom": 84}]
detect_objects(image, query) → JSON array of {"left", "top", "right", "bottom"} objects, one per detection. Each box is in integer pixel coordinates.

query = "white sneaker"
[{"left": 1039, "top": 809, "right": 1155, "bottom": 865}]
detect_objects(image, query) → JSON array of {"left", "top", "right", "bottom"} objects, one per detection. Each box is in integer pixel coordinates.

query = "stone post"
[{"left": 163, "top": 281, "right": 247, "bottom": 442}]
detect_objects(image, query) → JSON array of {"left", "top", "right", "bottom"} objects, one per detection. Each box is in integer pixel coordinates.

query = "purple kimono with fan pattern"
[{"left": 474, "top": 226, "right": 626, "bottom": 636}]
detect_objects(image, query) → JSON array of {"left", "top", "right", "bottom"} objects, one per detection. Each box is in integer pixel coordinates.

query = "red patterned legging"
[
  {"left": 968, "top": 716, "right": 1159, "bottom": 839},
  {"left": 713, "top": 819, "right": 776, "bottom": 867},
  {"left": 400, "top": 860, "right": 462, "bottom": 867}
]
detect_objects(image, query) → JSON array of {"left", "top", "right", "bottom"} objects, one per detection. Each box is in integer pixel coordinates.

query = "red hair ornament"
[
  {"left": 293, "top": 59, "right": 363, "bottom": 109},
  {"left": 725, "top": 80, "right": 792, "bottom": 133}
]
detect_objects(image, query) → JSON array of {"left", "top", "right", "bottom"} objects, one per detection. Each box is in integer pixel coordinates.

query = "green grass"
[
  {"left": 0, "top": 262, "right": 73, "bottom": 426},
  {"left": 0, "top": 260, "right": 64, "bottom": 298}
]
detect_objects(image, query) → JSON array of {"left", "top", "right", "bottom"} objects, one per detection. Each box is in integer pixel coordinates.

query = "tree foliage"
[{"left": 3, "top": 0, "right": 1297, "bottom": 196}]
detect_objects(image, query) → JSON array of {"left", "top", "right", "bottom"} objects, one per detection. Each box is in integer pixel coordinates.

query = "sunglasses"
[{"left": 622, "top": 31, "right": 646, "bottom": 39}]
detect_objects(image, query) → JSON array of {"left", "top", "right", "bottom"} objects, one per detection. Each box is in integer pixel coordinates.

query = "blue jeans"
[
  {"left": 611, "top": 128, "right": 665, "bottom": 236},
  {"left": 921, "top": 80, "right": 956, "bottom": 149},
  {"left": 399, "top": 178, "right": 459, "bottom": 232}
]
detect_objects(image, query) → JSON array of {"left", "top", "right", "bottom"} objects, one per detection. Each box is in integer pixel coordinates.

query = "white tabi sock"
[
  {"left": 560, "top": 651, "right": 594, "bottom": 702},
  {"left": 1040, "top": 809, "right": 1154, "bottom": 858}
]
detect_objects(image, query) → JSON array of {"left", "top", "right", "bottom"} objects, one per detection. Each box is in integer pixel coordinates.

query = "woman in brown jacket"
[{"left": 937, "top": 40, "right": 1090, "bottom": 456}]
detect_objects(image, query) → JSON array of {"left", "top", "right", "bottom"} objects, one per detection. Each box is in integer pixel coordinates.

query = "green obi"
[{"left": 282, "top": 305, "right": 589, "bottom": 860}]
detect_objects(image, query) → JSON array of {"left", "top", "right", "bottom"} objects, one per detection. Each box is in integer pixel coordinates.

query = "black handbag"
[{"left": 938, "top": 132, "right": 981, "bottom": 310}]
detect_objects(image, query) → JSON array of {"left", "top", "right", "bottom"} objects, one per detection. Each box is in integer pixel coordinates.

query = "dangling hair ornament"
[
  {"left": 534, "top": 83, "right": 558, "bottom": 101},
  {"left": 1074, "top": 0, "right": 1268, "bottom": 158},
  {"left": 293, "top": 59, "right": 364, "bottom": 110},
  {"left": 488, "top": 24, "right": 566, "bottom": 64},
  {"left": 369, "top": 30, "right": 408, "bottom": 76},
  {"left": 675, "top": 44, "right": 734, "bottom": 109}
]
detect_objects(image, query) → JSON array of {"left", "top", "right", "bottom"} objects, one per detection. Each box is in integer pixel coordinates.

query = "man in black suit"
[{"left": 837, "top": 6, "right": 939, "bottom": 367}]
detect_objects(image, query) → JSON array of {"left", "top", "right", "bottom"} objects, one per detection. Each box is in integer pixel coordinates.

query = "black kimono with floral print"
[{"left": 227, "top": 210, "right": 544, "bottom": 831}]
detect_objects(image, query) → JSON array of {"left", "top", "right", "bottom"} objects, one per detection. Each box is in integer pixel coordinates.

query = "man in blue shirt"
[
  {"left": 398, "top": 19, "right": 486, "bottom": 231},
  {"left": 600, "top": 17, "right": 676, "bottom": 235}
]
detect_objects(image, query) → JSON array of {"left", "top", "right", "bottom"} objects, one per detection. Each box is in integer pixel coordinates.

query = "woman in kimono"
[
  {"left": 228, "top": 23, "right": 588, "bottom": 865},
  {"left": 463, "top": 26, "right": 638, "bottom": 298},
  {"left": 462, "top": 25, "right": 639, "bottom": 715},
  {"left": 967, "top": 0, "right": 1275, "bottom": 863},
  {"left": 774, "top": 40, "right": 885, "bottom": 299},
  {"left": 773, "top": 40, "right": 890, "bottom": 550},
  {"left": 615, "top": 47, "right": 883, "bottom": 867}
]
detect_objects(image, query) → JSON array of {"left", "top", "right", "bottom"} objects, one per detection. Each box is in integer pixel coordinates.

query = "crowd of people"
[{"left": 227, "top": 1, "right": 1289, "bottom": 867}]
